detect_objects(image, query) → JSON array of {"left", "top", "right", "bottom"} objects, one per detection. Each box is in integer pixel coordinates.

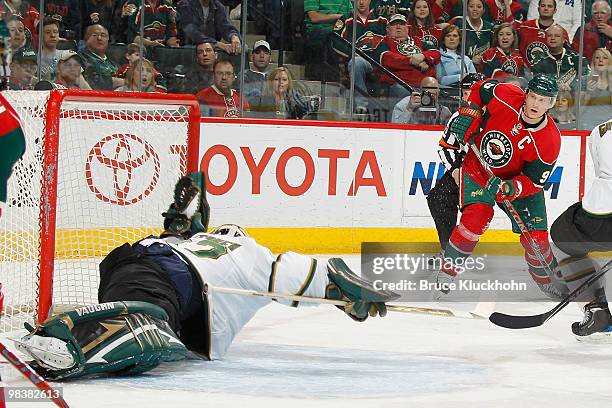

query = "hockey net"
[{"left": 0, "top": 90, "right": 200, "bottom": 333}]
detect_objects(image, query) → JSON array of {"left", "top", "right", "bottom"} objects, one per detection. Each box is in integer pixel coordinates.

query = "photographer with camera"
[{"left": 391, "top": 76, "right": 451, "bottom": 124}]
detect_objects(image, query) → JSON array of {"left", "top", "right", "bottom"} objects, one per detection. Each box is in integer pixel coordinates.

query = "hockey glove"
[
  {"left": 326, "top": 258, "right": 399, "bottom": 322},
  {"left": 485, "top": 176, "right": 521, "bottom": 202},
  {"left": 497, "top": 179, "right": 521, "bottom": 201},
  {"left": 162, "top": 172, "right": 210, "bottom": 239},
  {"left": 450, "top": 101, "right": 483, "bottom": 144}
]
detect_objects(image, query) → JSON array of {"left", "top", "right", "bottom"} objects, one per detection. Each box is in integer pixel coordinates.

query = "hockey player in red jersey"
[{"left": 436, "top": 74, "right": 562, "bottom": 298}]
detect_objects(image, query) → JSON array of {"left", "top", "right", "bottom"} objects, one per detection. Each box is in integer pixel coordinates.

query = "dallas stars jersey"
[
  {"left": 480, "top": 47, "right": 525, "bottom": 79},
  {"left": 531, "top": 48, "right": 590, "bottom": 92},
  {"left": 451, "top": 17, "right": 494, "bottom": 59},
  {"left": 331, "top": 12, "right": 387, "bottom": 58},
  {"left": 583, "top": 120, "right": 612, "bottom": 215},
  {"left": 372, "top": 35, "right": 441, "bottom": 87},
  {"left": 516, "top": 19, "right": 569, "bottom": 68},
  {"left": 0, "top": 94, "right": 26, "bottom": 204},
  {"left": 138, "top": 233, "right": 329, "bottom": 360},
  {"left": 462, "top": 80, "right": 561, "bottom": 198}
]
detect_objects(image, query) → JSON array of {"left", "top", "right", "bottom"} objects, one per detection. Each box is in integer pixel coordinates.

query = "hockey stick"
[
  {"left": 0, "top": 285, "right": 70, "bottom": 408},
  {"left": 489, "top": 259, "right": 612, "bottom": 329},
  {"left": 206, "top": 284, "right": 485, "bottom": 320},
  {"left": 467, "top": 142, "right": 555, "bottom": 278}
]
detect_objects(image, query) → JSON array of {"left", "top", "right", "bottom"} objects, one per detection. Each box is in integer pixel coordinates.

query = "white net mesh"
[{"left": 0, "top": 90, "right": 197, "bottom": 332}]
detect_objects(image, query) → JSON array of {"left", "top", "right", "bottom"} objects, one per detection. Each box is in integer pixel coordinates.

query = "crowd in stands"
[{"left": 0, "top": 0, "right": 610, "bottom": 128}]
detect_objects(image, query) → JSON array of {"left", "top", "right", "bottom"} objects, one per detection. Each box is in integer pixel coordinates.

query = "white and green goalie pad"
[{"left": 15, "top": 301, "right": 194, "bottom": 380}]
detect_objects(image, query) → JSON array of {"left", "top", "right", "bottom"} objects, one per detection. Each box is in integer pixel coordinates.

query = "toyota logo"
[{"left": 85, "top": 133, "right": 160, "bottom": 205}]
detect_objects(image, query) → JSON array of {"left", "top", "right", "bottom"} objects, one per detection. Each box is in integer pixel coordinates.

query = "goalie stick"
[
  {"left": 207, "top": 284, "right": 486, "bottom": 320},
  {"left": 0, "top": 284, "right": 70, "bottom": 408},
  {"left": 489, "top": 259, "right": 612, "bottom": 329}
]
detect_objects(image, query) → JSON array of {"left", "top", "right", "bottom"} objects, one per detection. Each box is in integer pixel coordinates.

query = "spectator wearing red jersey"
[
  {"left": 431, "top": 0, "right": 460, "bottom": 23},
  {"left": 0, "top": 0, "right": 39, "bottom": 46},
  {"left": 572, "top": 1, "right": 612, "bottom": 61},
  {"left": 483, "top": 0, "right": 522, "bottom": 25},
  {"left": 516, "top": 0, "right": 568, "bottom": 67},
  {"left": 480, "top": 22, "right": 525, "bottom": 79},
  {"left": 196, "top": 59, "right": 249, "bottom": 117},
  {"left": 407, "top": 0, "right": 445, "bottom": 50},
  {"left": 372, "top": 13, "right": 441, "bottom": 99}
]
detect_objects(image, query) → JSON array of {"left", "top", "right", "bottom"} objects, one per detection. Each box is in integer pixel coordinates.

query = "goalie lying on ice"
[{"left": 15, "top": 172, "right": 399, "bottom": 380}]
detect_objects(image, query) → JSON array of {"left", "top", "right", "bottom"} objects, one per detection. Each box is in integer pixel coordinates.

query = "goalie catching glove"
[
  {"left": 450, "top": 101, "right": 483, "bottom": 144},
  {"left": 325, "top": 258, "right": 400, "bottom": 321},
  {"left": 162, "top": 172, "right": 210, "bottom": 239}
]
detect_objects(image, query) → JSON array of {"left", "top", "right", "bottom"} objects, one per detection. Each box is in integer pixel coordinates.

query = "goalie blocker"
[{"left": 16, "top": 173, "right": 398, "bottom": 379}]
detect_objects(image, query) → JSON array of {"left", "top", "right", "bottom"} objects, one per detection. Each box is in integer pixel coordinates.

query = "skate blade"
[{"left": 575, "top": 331, "right": 612, "bottom": 344}]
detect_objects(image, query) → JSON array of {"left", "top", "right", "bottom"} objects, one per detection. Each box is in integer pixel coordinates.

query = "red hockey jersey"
[
  {"left": 480, "top": 47, "right": 525, "bottom": 79},
  {"left": 407, "top": 24, "right": 443, "bottom": 50},
  {"left": 372, "top": 35, "right": 441, "bottom": 87},
  {"left": 516, "top": 19, "right": 569, "bottom": 67},
  {"left": 196, "top": 85, "right": 249, "bottom": 118},
  {"left": 462, "top": 81, "right": 561, "bottom": 198}
]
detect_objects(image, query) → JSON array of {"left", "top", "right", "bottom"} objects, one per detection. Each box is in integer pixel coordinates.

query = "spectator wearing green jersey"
[{"left": 303, "top": 0, "right": 353, "bottom": 79}]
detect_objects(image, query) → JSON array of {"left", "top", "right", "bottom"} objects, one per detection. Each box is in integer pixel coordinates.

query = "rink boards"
[{"left": 200, "top": 118, "right": 590, "bottom": 253}]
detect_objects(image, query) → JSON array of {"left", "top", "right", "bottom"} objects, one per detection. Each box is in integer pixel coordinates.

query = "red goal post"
[{"left": 0, "top": 89, "right": 200, "bottom": 332}]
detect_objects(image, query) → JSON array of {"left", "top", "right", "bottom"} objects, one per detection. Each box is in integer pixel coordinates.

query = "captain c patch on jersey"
[{"left": 481, "top": 131, "right": 513, "bottom": 168}]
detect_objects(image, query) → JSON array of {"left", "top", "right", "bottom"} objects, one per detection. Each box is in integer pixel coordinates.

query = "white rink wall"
[{"left": 199, "top": 120, "right": 588, "bottom": 231}]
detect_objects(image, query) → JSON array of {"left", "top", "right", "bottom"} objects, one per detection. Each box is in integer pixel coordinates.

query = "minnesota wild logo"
[
  {"left": 500, "top": 58, "right": 518, "bottom": 74},
  {"left": 526, "top": 41, "right": 547, "bottom": 65},
  {"left": 422, "top": 34, "right": 438, "bottom": 49},
  {"left": 481, "top": 131, "right": 513, "bottom": 168},
  {"left": 397, "top": 40, "right": 420, "bottom": 55}
]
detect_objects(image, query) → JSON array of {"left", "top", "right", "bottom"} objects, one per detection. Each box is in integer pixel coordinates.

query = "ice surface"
[{"left": 2, "top": 255, "right": 612, "bottom": 408}]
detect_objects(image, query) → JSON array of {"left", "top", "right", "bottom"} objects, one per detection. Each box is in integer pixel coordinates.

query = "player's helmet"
[
  {"left": 527, "top": 74, "right": 558, "bottom": 97},
  {"left": 460, "top": 73, "right": 485, "bottom": 89},
  {"left": 209, "top": 224, "right": 249, "bottom": 237}
]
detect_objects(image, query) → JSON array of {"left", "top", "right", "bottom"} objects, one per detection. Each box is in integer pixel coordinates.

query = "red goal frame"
[{"left": 35, "top": 89, "right": 201, "bottom": 324}]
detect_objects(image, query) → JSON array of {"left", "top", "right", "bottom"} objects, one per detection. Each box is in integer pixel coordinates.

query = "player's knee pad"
[
  {"left": 460, "top": 203, "right": 494, "bottom": 236},
  {"left": 15, "top": 301, "right": 193, "bottom": 380},
  {"left": 550, "top": 238, "right": 606, "bottom": 301}
]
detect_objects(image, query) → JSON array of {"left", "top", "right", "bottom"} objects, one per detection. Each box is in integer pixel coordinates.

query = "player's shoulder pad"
[
  {"left": 535, "top": 117, "right": 562, "bottom": 164},
  {"left": 597, "top": 120, "right": 612, "bottom": 138}
]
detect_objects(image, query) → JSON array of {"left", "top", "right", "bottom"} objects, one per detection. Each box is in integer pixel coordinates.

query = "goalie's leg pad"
[
  {"left": 16, "top": 301, "right": 193, "bottom": 380},
  {"left": 326, "top": 258, "right": 400, "bottom": 321}
]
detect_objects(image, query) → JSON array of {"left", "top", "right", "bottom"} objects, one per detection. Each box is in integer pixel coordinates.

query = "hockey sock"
[
  {"left": 443, "top": 203, "right": 493, "bottom": 276},
  {"left": 520, "top": 231, "right": 556, "bottom": 283}
]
